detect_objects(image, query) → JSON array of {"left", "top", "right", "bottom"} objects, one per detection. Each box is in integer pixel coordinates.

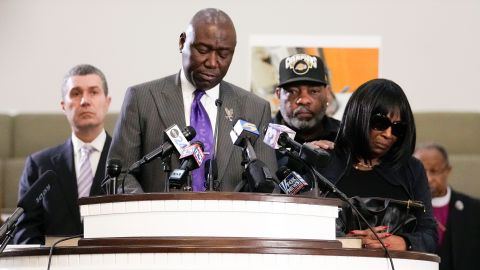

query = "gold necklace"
[{"left": 353, "top": 161, "right": 376, "bottom": 170}]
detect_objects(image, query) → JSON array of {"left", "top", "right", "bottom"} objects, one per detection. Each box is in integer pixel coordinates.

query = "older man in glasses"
[{"left": 414, "top": 143, "right": 480, "bottom": 270}]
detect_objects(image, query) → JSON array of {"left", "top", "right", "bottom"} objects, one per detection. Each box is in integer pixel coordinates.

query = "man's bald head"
[
  {"left": 189, "top": 8, "right": 236, "bottom": 35},
  {"left": 179, "top": 8, "right": 237, "bottom": 90}
]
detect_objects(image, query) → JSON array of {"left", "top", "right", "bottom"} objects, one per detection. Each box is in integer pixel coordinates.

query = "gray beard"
[
  {"left": 289, "top": 117, "right": 318, "bottom": 130},
  {"left": 282, "top": 109, "right": 325, "bottom": 131}
]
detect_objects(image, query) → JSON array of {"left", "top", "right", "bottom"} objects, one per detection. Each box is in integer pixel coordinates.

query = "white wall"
[{"left": 0, "top": 0, "right": 479, "bottom": 114}]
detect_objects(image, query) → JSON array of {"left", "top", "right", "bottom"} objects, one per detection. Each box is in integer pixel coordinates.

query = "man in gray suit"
[{"left": 108, "top": 8, "right": 277, "bottom": 192}]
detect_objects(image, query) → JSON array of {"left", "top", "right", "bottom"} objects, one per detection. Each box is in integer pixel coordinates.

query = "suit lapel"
[
  {"left": 50, "top": 139, "right": 79, "bottom": 218},
  {"left": 446, "top": 191, "right": 461, "bottom": 243},
  {"left": 89, "top": 134, "right": 112, "bottom": 196},
  {"left": 216, "top": 81, "right": 241, "bottom": 181},
  {"left": 150, "top": 73, "right": 186, "bottom": 129}
]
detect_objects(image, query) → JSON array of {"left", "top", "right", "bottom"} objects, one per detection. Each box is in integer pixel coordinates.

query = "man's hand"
[{"left": 306, "top": 140, "right": 334, "bottom": 150}]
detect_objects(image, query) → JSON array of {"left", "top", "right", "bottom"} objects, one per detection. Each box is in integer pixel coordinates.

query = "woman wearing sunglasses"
[{"left": 320, "top": 78, "right": 437, "bottom": 252}]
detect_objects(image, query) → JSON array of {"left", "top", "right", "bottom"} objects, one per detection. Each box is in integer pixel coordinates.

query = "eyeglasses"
[{"left": 370, "top": 113, "right": 406, "bottom": 137}]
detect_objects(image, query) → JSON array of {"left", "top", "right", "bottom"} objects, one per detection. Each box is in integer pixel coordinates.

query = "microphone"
[
  {"left": 0, "top": 170, "right": 57, "bottom": 246},
  {"left": 275, "top": 166, "right": 309, "bottom": 195},
  {"left": 169, "top": 141, "right": 205, "bottom": 190},
  {"left": 129, "top": 125, "right": 196, "bottom": 171},
  {"left": 242, "top": 159, "right": 277, "bottom": 193},
  {"left": 106, "top": 159, "right": 122, "bottom": 194},
  {"left": 277, "top": 132, "right": 330, "bottom": 168},
  {"left": 206, "top": 98, "right": 222, "bottom": 191},
  {"left": 230, "top": 119, "right": 276, "bottom": 193},
  {"left": 230, "top": 118, "right": 261, "bottom": 163},
  {"left": 230, "top": 119, "right": 260, "bottom": 148},
  {"left": 263, "top": 123, "right": 296, "bottom": 149},
  {"left": 18, "top": 170, "right": 57, "bottom": 210}
]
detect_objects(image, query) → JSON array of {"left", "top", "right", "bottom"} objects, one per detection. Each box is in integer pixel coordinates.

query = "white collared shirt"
[
  {"left": 72, "top": 130, "right": 107, "bottom": 181},
  {"left": 180, "top": 68, "right": 219, "bottom": 135},
  {"left": 432, "top": 186, "right": 451, "bottom": 207}
]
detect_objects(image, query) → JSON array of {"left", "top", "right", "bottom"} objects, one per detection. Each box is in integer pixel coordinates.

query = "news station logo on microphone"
[
  {"left": 179, "top": 143, "right": 205, "bottom": 167},
  {"left": 263, "top": 123, "right": 296, "bottom": 149},
  {"left": 279, "top": 171, "right": 308, "bottom": 195},
  {"left": 165, "top": 124, "right": 190, "bottom": 153},
  {"left": 230, "top": 119, "right": 260, "bottom": 146}
]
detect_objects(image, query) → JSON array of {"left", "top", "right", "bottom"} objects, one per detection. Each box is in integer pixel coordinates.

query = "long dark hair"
[{"left": 335, "top": 78, "right": 416, "bottom": 169}]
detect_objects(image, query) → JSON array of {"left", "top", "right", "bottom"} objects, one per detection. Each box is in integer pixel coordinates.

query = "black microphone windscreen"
[
  {"left": 215, "top": 99, "right": 223, "bottom": 107},
  {"left": 183, "top": 126, "right": 197, "bottom": 140},
  {"left": 17, "top": 170, "right": 57, "bottom": 210},
  {"left": 107, "top": 159, "right": 122, "bottom": 178},
  {"left": 277, "top": 132, "right": 290, "bottom": 148},
  {"left": 275, "top": 166, "right": 290, "bottom": 180}
]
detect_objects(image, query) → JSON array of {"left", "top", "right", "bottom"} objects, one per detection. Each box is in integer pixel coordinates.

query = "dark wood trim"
[
  {"left": 78, "top": 237, "right": 343, "bottom": 249},
  {"left": 1, "top": 237, "right": 440, "bottom": 263},
  {"left": 78, "top": 192, "right": 341, "bottom": 206}
]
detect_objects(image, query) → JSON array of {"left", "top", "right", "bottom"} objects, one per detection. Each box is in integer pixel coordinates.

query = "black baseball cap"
[{"left": 278, "top": 54, "right": 328, "bottom": 87}]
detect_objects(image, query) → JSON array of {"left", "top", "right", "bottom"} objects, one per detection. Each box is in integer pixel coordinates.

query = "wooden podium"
[{"left": 0, "top": 192, "right": 439, "bottom": 269}]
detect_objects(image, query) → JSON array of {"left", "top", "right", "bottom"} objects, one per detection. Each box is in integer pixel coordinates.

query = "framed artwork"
[{"left": 249, "top": 36, "right": 381, "bottom": 120}]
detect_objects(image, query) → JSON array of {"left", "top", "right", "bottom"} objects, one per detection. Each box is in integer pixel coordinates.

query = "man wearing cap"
[
  {"left": 274, "top": 53, "right": 339, "bottom": 149},
  {"left": 273, "top": 54, "right": 339, "bottom": 194}
]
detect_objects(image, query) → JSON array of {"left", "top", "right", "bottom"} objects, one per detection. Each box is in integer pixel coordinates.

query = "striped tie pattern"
[{"left": 77, "top": 145, "right": 94, "bottom": 198}]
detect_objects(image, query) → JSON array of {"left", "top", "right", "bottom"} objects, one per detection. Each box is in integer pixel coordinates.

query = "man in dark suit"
[
  {"left": 414, "top": 143, "right": 480, "bottom": 270},
  {"left": 108, "top": 8, "right": 277, "bottom": 193},
  {"left": 14, "top": 64, "right": 112, "bottom": 244}
]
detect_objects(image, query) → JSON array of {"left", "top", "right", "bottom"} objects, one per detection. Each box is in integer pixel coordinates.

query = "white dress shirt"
[{"left": 180, "top": 68, "right": 219, "bottom": 137}]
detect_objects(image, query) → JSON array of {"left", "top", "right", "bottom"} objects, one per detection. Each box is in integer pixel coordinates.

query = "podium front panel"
[
  {"left": 0, "top": 244, "right": 439, "bottom": 270},
  {"left": 79, "top": 193, "right": 340, "bottom": 240}
]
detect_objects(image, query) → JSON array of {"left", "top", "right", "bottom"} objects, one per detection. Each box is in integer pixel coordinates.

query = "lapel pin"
[
  {"left": 225, "top": 107, "right": 234, "bottom": 122},
  {"left": 455, "top": 200, "right": 464, "bottom": 211}
]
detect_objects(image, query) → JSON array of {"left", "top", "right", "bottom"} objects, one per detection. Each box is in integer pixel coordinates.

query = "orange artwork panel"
[{"left": 305, "top": 47, "right": 379, "bottom": 93}]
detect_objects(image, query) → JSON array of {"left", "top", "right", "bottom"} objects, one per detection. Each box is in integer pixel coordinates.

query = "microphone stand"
[
  {"left": 308, "top": 164, "right": 396, "bottom": 270},
  {"left": 207, "top": 158, "right": 214, "bottom": 191},
  {"left": 0, "top": 208, "right": 24, "bottom": 253},
  {"left": 183, "top": 173, "right": 192, "bottom": 192},
  {"left": 279, "top": 147, "right": 395, "bottom": 270},
  {"left": 234, "top": 139, "right": 252, "bottom": 192},
  {"left": 0, "top": 226, "right": 15, "bottom": 253},
  {"left": 162, "top": 154, "right": 172, "bottom": 192}
]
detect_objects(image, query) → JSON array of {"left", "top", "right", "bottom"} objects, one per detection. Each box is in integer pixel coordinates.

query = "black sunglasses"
[{"left": 370, "top": 113, "right": 406, "bottom": 137}]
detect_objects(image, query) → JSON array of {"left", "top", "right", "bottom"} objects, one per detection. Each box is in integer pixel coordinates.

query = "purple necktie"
[{"left": 190, "top": 89, "right": 214, "bottom": 191}]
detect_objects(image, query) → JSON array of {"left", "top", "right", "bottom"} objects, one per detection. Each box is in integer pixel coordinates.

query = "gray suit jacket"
[{"left": 108, "top": 72, "right": 277, "bottom": 192}]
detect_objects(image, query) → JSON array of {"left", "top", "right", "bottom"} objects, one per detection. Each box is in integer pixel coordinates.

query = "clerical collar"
[{"left": 432, "top": 186, "right": 451, "bottom": 207}]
